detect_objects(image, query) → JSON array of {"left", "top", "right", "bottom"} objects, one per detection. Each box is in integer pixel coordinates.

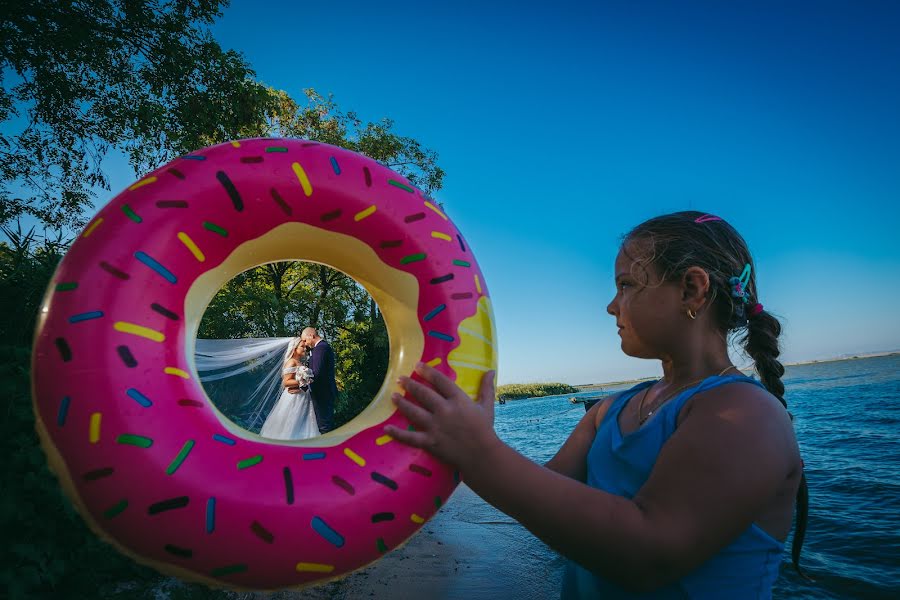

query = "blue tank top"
[{"left": 561, "top": 375, "right": 785, "bottom": 599}]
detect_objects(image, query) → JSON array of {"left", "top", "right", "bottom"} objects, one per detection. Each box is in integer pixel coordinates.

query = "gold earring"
[{"left": 687, "top": 308, "right": 697, "bottom": 320}]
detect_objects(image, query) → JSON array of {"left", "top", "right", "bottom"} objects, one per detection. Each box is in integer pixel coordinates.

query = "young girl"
[{"left": 385, "top": 211, "right": 809, "bottom": 598}]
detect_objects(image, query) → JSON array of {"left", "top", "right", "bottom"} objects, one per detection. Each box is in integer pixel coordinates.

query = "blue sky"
[{"left": 12, "top": 1, "right": 900, "bottom": 384}]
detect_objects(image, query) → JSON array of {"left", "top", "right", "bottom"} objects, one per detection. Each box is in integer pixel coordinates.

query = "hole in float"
[{"left": 195, "top": 260, "right": 389, "bottom": 441}]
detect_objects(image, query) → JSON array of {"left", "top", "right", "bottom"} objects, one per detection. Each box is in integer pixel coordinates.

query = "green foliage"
[{"left": 497, "top": 382, "right": 579, "bottom": 401}]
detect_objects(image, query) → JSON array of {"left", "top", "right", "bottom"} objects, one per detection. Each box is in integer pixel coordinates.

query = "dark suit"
[{"left": 308, "top": 340, "right": 337, "bottom": 433}]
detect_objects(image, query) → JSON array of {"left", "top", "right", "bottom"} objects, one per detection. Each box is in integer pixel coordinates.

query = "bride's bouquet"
[{"left": 295, "top": 365, "right": 314, "bottom": 388}]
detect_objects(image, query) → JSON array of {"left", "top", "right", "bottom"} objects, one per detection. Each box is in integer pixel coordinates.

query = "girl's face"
[{"left": 606, "top": 244, "right": 684, "bottom": 359}]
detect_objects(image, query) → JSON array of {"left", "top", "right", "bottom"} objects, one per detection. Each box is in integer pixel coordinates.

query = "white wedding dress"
[{"left": 259, "top": 365, "right": 320, "bottom": 440}]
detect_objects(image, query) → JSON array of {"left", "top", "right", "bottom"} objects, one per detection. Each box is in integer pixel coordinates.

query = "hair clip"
[
  {"left": 694, "top": 214, "right": 723, "bottom": 223},
  {"left": 749, "top": 303, "right": 764, "bottom": 317},
  {"left": 729, "top": 263, "right": 752, "bottom": 304}
]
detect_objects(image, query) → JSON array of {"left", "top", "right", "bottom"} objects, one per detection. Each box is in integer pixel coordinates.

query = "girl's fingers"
[
  {"left": 384, "top": 424, "right": 431, "bottom": 449},
  {"left": 478, "top": 370, "right": 497, "bottom": 420},
  {"left": 413, "top": 362, "right": 465, "bottom": 401},
  {"left": 398, "top": 377, "right": 444, "bottom": 412},
  {"left": 392, "top": 393, "right": 434, "bottom": 429}
]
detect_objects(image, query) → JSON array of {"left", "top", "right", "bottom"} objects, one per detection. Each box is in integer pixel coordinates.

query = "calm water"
[{"left": 493, "top": 354, "right": 900, "bottom": 599}]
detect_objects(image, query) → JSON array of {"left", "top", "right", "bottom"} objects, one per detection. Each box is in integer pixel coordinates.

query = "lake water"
[{"left": 493, "top": 354, "right": 900, "bottom": 599}]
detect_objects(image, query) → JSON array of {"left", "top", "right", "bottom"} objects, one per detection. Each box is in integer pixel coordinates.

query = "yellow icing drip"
[{"left": 448, "top": 296, "right": 497, "bottom": 399}]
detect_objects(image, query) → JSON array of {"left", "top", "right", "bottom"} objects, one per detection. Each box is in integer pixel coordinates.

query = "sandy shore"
[{"left": 244, "top": 484, "right": 564, "bottom": 600}]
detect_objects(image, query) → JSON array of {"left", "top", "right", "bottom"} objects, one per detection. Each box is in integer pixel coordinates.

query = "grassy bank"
[{"left": 496, "top": 383, "right": 579, "bottom": 401}]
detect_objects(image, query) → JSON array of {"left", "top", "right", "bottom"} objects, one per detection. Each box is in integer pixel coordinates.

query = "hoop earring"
[{"left": 687, "top": 308, "right": 697, "bottom": 320}]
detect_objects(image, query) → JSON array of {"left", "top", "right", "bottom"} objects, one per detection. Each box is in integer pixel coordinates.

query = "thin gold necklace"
[{"left": 637, "top": 365, "right": 737, "bottom": 425}]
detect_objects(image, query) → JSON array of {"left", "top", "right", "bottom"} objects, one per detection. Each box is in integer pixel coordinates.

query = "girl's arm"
[
  {"left": 386, "top": 363, "right": 794, "bottom": 592},
  {"left": 544, "top": 397, "right": 614, "bottom": 481}
]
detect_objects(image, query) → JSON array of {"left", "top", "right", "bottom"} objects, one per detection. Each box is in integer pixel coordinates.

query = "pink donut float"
[{"left": 31, "top": 139, "right": 497, "bottom": 590}]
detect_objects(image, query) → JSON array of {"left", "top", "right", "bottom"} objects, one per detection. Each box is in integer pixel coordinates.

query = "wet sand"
[{"left": 248, "top": 484, "right": 564, "bottom": 600}]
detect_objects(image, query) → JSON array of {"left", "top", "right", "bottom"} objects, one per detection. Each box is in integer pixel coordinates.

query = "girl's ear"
[{"left": 682, "top": 266, "right": 711, "bottom": 308}]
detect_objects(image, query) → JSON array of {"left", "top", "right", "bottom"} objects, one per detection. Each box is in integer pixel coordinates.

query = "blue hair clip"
[{"left": 729, "top": 264, "right": 752, "bottom": 304}]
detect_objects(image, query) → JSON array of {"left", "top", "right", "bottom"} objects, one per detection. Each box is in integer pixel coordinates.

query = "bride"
[{"left": 259, "top": 338, "right": 320, "bottom": 440}]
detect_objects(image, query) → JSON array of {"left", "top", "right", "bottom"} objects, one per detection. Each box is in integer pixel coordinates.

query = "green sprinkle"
[
  {"left": 121, "top": 204, "right": 142, "bottom": 223},
  {"left": 434, "top": 496, "right": 442, "bottom": 508},
  {"left": 452, "top": 259, "right": 471, "bottom": 267},
  {"left": 203, "top": 221, "right": 228, "bottom": 237},
  {"left": 388, "top": 179, "right": 415, "bottom": 193},
  {"left": 237, "top": 455, "right": 263, "bottom": 470},
  {"left": 55, "top": 282, "right": 78, "bottom": 291},
  {"left": 400, "top": 253, "right": 426, "bottom": 264},
  {"left": 211, "top": 564, "right": 248, "bottom": 577},
  {"left": 376, "top": 538, "right": 388, "bottom": 553},
  {"left": 407, "top": 424, "right": 416, "bottom": 432},
  {"left": 166, "top": 440, "right": 195, "bottom": 475},
  {"left": 265, "top": 146, "right": 288, "bottom": 153},
  {"left": 117, "top": 434, "right": 153, "bottom": 448},
  {"left": 104, "top": 499, "right": 128, "bottom": 519}
]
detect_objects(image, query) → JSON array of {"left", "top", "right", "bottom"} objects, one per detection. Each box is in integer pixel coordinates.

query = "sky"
[{"left": 12, "top": 1, "right": 900, "bottom": 385}]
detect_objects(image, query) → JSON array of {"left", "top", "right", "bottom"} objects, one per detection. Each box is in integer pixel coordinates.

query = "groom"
[{"left": 299, "top": 327, "right": 337, "bottom": 434}]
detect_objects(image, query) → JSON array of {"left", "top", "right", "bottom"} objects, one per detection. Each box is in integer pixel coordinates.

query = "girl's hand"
[{"left": 385, "top": 362, "right": 499, "bottom": 470}]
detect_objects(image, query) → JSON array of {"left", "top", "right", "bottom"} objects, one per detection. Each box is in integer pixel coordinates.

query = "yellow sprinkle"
[
  {"left": 164, "top": 367, "right": 190, "bottom": 379},
  {"left": 343, "top": 448, "right": 366, "bottom": 467},
  {"left": 426, "top": 358, "right": 442, "bottom": 367},
  {"left": 114, "top": 322, "right": 165, "bottom": 342},
  {"left": 292, "top": 162, "right": 313, "bottom": 197},
  {"left": 474, "top": 274, "right": 483, "bottom": 294},
  {"left": 424, "top": 201, "right": 448, "bottom": 220},
  {"left": 230, "top": 141, "right": 241, "bottom": 148},
  {"left": 82, "top": 218, "right": 104, "bottom": 238},
  {"left": 296, "top": 562, "right": 335, "bottom": 573},
  {"left": 431, "top": 231, "right": 452, "bottom": 241},
  {"left": 128, "top": 176, "right": 158, "bottom": 191},
  {"left": 354, "top": 205, "right": 377, "bottom": 221},
  {"left": 375, "top": 435, "right": 393, "bottom": 446},
  {"left": 89, "top": 413, "right": 101, "bottom": 443},
  {"left": 177, "top": 232, "right": 205, "bottom": 262},
  {"left": 410, "top": 514, "right": 425, "bottom": 524}
]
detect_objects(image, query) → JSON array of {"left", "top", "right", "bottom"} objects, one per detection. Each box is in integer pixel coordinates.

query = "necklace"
[{"left": 637, "top": 365, "right": 737, "bottom": 425}]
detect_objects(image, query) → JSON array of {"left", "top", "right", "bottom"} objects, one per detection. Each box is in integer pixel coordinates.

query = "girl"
[{"left": 385, "top": 211, "right": 809, "bottom": 598}]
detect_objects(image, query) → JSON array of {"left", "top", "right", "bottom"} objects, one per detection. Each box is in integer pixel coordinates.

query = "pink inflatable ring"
[{"left": 31, "top": 139, "right": 497, "bottom": 590}]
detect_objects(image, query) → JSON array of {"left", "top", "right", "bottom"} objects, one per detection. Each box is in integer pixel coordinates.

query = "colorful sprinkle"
[
  {"left": 320, "top": 209, "right": 342, "bottom": 222},
  {"left": 167, "top": 168, "right": 185, "bottom": 179},
  {"left": 182, "top": 155, "right": 206, "bottom": 161},
  {"left": 177, "top": 232, "right": 205, "bottom": 262},
  {"left": 428, "top": 331, "right": 454, "bottom": 342},
  {"left": 117, "top": 434, "right": 153, "bottom": 448},
  {"left": 363, "top": 166, "right": 372, "bottom": 187},
  {"left": 404, "top": 212, "right": 426, "bottom": 223},
  {"left": 409, "top": 464, "right": 432, "bottom": 477},
  {"left": 372, "top": 513, "right": 394, "bottom": 523},
  {"left": 116, "top": 345, "right": 137, "bottom": 367},
  {"left": 451, "top": 292, "right": 473, "bottom": 300},
  {"left": 100, "top": 261, "right": 129, "bottom": 279},
  {"left": 206, "top": 497, "right": 216, "bottom": 533},
  {"left": 296, "top": 562, "right": 335, "bottom": 573},
  {"left": 354, "top": 205, "right": 376, "bottom": 221},
  {"left": 425, "top": 201, "right": 448, "bottom": 220},
  {"left": 55, "top": 337, "right": 72, "bottom": 361},
  {"left": 284, "top": 467, "right": 294, "bottom": 505},
  {"left": 166, "top": 440, "right": 195, "bottom": 475},
  {"left": 240, "top": 156, "right": 263, "bottom": 164},
  {"left": 104, "top": 499, "right": 128, "bottom": 519},
  {"left": 332, "top": 476, "right": 355, "bottom": 495},
  {"left": 134, "top": 251, "right": 177, "bottom": 283},
  {"left": 216, "top": 171, "right": 244, "bottom": 212},
  {"left": 128, "top": 388, "right": 154, "bottom": 410},
  {"left": 425, "top": 358, "right": 442, "bottom": 368},
  {"left": 435, "top": 496, "right": 443, "bottom": 508},
  {"left": 237, "top": 455, "right": 263, "bottom": 470},
  {"left": 55, "top": 281, "right": 78, "bottom": 291},
  {"left": 453, "top": 259, "right": 471, "bottom": 267},
  {"left": 371, "top": 472, "right": 398, "bottom": 490},
  {"left": 377, "top": 538, "right": 388, "bottom": 553},
  {"left": 211, "top": 564, "right": 247, "bottom": 577},
  {"left": 156, "top": 200, "right": 188, "bottom": 209},
  {"left": 251, "top": 521, "right": 275, "bottom": 544},
  {"left": 148, "top": 496, "right": 189, "bottom": 515},
  {"left": 330, "top": 156, "right": 341, "bottom": 174},
  {"left": 410, "top": 514, "right": 425, "bottom": 524},
  {"left": 423, "top": 304, "right": 446, "bottom": 321},
  {"left": 213, "top": 434, "right": 236, "bottom": 445},
  {"left": 388, "top": 179, "right": 414, "bottom": 193},
  {"left": 203, "top": 221, "right": 228, "bottom": 237},
  {"left": 430, "top": 274, "right": 454, "bottom": 285},
  {"left": 457, "top": 234, "right": 467, "bottom": 252},
  {"left": 431, "top": 231, "right": 452, "bottom": 242},
  {"left": 344, "top": 448, "right": 366, "bottom": 467},
  {"left": 164, "top": 544, "right": 192, "bottom": 558},
  {"left": 270, "top": 188, "right": 291, "bottom": 215},
  {"left": 310, "top": 517, "right": 345, "bottom": 548},
  {"left": 57, "top": 396, "right": 70, "bottom": 426},
  {"left": 303, "top": 452, "right": 326, "bottom": 460},
  {"left": 292, "top": 162, "right": 313, "bottom": 196},
  {"left": 164, "top": 367, "right": 190, "bottom": 379},
  {"left": 83, "top": 467, "right": 114, "bottom": 481},
  {"left": 380, "top": 239, "right": 404, "bottom": 248},
  {"left": 230, "top": 141, "right": 241, "bottom": 148},
  {"left": 82, "top": 218, "right": 103, "bottom": 238},
  {"left": 375, "top": 435, "right": 393, "bottom": 446},
  {"left": 150, "top": 303, "right": 179, "bottom": 320},
  {"left": 475, "top": 274, "right": 483, "bottom": 294},
  {"left": 177, "top": 399, "right": 203, "bottom": 407},
  {"left": 69, "top": 311, "right": 103, "bottom": 323},
  {"left": 121, "top": 204, "right": 142, "bottom": 223},
  {"left": 400, "top": 253, "right": 426, "bottom": 264},
  {"left": 266, "top": 146, "right": 288, "bottom": 153},
  {"left": 114, "top": 322, "right": 165, "bottom": 342},
  {"left": 128, "top": 176, "right": 157, "bottom": 191},
  {"left": 89, "top": 412, "right": 101, "bottom": 443}
]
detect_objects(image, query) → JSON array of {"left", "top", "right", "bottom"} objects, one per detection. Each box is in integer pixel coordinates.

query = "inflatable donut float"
[{"left": 31, "top": 138, "right": 497, "bottom": 590}]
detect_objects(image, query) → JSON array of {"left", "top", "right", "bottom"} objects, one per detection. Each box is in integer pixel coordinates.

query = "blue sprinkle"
[
  {"left": 182, "top": 155, "right": 206, "bottom": 161},
  {"left": 311, "top": 516, "right": 345, "bottom": 548},
  {"left": 423, "top": 304, "right": 446, "bottom": 322},
  {"left": 69, "top": 311, "right": 104, "bottom": 323},
  {"left": 206, "top": 497, "right": 216, "bottom": 533},
  {"left": 302, "top": 452, "right": 326, "bottom": 460},
  {"left": 330, "top": 156, "right": 341, "bottom": 175},
  {"left": 134, "top": 252, "right": 177, "bottom": 284},
  {"left": 126, "top": 388, "right": 153, "bottom": 407},
  {"left": 57, "top": 396, "right": 71, "bottom": 426},
  {"left": 212, "top": 434, "right": 236, "bottom": 445},
  {"left": 428, "top": 331, "right": 455, "bottom": 342}
]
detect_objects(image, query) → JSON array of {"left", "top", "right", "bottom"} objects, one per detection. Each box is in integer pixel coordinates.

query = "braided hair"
[{"left": 624, "top": 210, "right": 810, "bottom": 578}]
